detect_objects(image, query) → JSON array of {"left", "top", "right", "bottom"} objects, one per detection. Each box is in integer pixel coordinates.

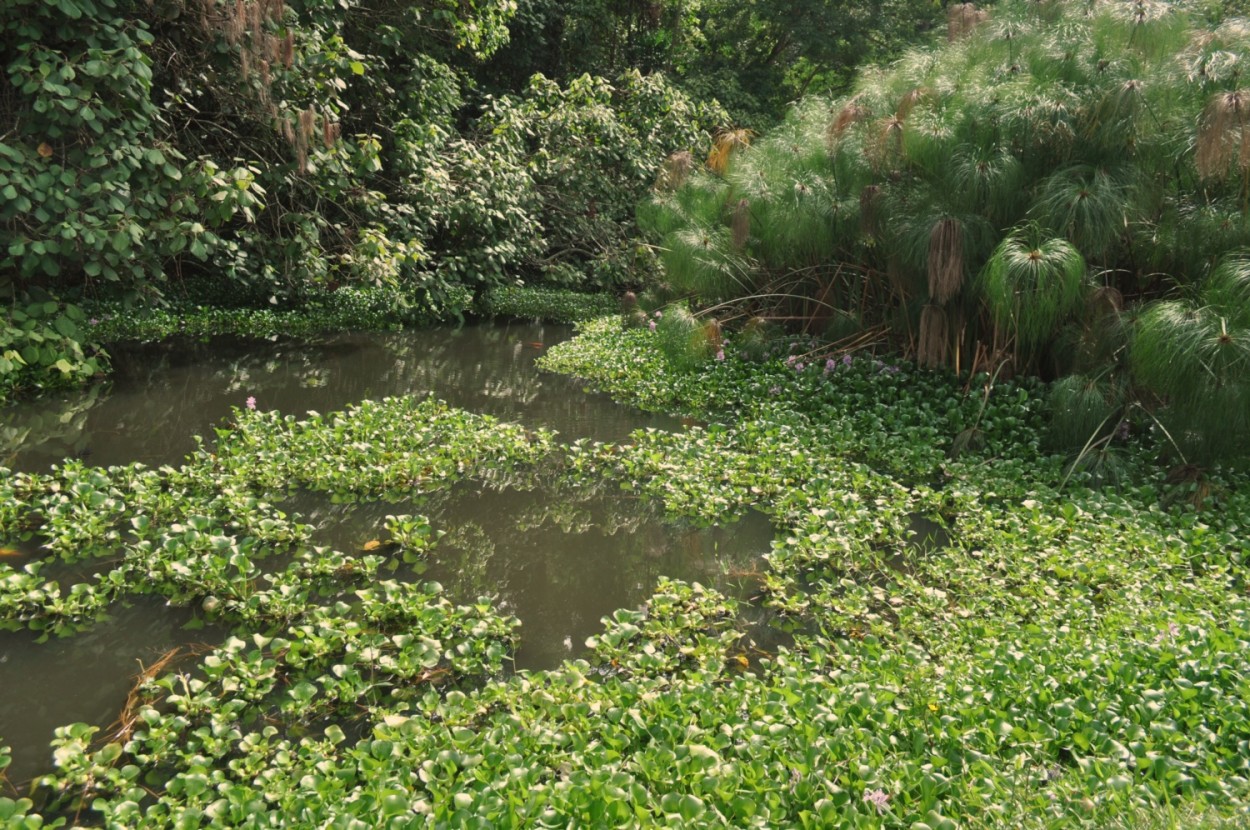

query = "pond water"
[
  {"left": 291, "top": 483, "right": 775, "bottom": 671},
  {"left": 2, "top": 321, "right": 679, "bottom": 472},
  {"left": 0, "top": 321, "right": 777, "bottom": 783},
  {"left": 0, "top": 599, "right": 221, "bottom": 786}
]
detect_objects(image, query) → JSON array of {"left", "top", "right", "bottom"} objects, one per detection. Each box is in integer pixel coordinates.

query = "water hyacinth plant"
[{"left": 0, "top": 321, "right": 1249, "bottom": 825}]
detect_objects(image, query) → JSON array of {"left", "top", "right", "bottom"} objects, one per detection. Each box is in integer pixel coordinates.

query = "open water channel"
[{"left": 0, "top": 321, "right": 776, "bottom": 783}]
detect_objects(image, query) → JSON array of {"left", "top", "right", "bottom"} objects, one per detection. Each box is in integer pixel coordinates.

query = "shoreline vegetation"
[
  {"left": 8, "top": 0, "right": 1250, "bottom": 462},
  {"left": 0, "top": 313, "right": 1247, "bottom": 827},
  {"left": 0, "top": 287, "right": 617, "bottom": 403},
  {"left": 4, "top": 0, "right": 1250, "bottom": 824}
]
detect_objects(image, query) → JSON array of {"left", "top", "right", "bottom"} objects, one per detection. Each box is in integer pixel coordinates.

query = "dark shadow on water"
[
  {"left": 883, "top": 513, "right": 952, "bottom": 574},
  {"left": 908, "top": 513, "right": 951, "bottom": 552}
]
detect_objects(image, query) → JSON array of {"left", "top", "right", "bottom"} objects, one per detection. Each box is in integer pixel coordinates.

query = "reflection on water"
[
  {"left": 0, "top": 321, "right": 782, "bottom": 785},
  {"left": 291, "top": 482, "right": 777, "bottom": 671},
  {"left": 0, "top": 598, "right": 220, "bottom": 785},
  {"left": 3, "top": 322, "right": 680, "bottom": 472}
]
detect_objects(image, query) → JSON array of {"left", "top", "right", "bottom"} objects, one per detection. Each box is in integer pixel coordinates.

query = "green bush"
[
  {"left": 1130, "top": 252, "right": 1250, "bottom": 465},
  {"left": 475, "top": 71, "right": 726, "bottom": 291},
  {"left": 1, "top": 295, "right": 107, "bottom": 401},
  {"left": 476, "top": 286, "right": 619, "bottom": 323},
  {"left": 1, "top": 0, "right": 718, "bottom": 369}
]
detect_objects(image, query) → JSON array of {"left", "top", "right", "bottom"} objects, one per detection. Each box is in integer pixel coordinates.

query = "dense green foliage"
[
  {"left": 476, "top": 285, "right": 619, "bottom": 323},
  {"left": 642, "top": 0, "right": 1250, "bottom": 465},
  {"left": 1, "top": 320, "right": 1248, "bottom": 827},
  {"left": 82, "top": 283, "right": 473, "bottom": 343},
  {"left": 9, "top": 0, "right": 1250, "bottom": 824},
  {"left": 485, "top": 0, "right": 943, "bottom": 126},
  {"left": 76, "top": 284, "right": 613, "bottom": 342},
  {"left": 0, "top": 0, "right": 951, "bottom": 404},
  {"left": 0, "top": 293, "right": 106, "bottom": 399},
  {"left": 0, "top": 0, "right": 729, "bottom": 401}
]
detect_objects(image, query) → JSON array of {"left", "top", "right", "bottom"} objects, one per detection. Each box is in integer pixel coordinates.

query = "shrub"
[{"left": 476, "top": 286, "right": 619, "bottom": 323}]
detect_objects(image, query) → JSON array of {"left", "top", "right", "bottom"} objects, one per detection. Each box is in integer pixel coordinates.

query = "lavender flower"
[
  {"left": 648, "top": 321, "right": 657, "bottom": 332},
  {"left": 715, "top": 349, "right": 725, "bottom": 361},
  {"left": 245, "top": 396, "right": 257, "bottom": 411},
  {"left": 863, "top": 789, "right": 890, "bottom": 814},
  {"left": 842, "top": 354, "right": 852, "bottom": 366}
]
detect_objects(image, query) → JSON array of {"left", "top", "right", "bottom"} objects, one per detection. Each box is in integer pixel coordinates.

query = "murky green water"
[
  {"left": 0, "top": 599, "right": 220, "bottom": 785},
  {"left": 0, "top": 322, "right": 776, "bottom": 783},
  {"left": 291, "top": 482, "right": 775, "bottom": 671},
  {"left": 2, "top": 322, "right": 678, "bottom": 472}
]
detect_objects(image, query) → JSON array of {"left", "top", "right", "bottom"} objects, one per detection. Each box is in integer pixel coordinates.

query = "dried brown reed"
[
  {"left": 656, "top": 150, "right": 693, "bottom": 191},
  {"left": 227, "top": 0, "right": 246, "bottom": 44},
  {"left": 707, "top": 129, "right": 754, "bottom": 176},
  {"left": 294, "top": 106, "right": 316, "bottom": 172},
  {"left": 298, "top": 106, "right": 314, "bottom": 140},
  {"left": 1196, "top": 89, "right": 1249, "bottom": 179},
  {"left": 948, "top": 3, "right": 989, "bottom": 42},
  {"left": 919, "top": 304, "right": 950, "bottom": 368},
  {"left": 323, "top": 117, "right": 340, "bottom": 148},
  {"left": 896, "top": 87, "right": 931, "bottom": 121},
  {"left": 860, "top": 185, "right": 882, "bottom": 236},
  {"left": 702, "top": 319, "right": 723, "bottom": 351},
  {"left": 827, "top": 97, "right": 870, "bottom": 148},
  {"left": 927, "top": 217, "right": 964, "bottom": 303},
  {"left": 1088, "top": 285, "right": 1124, "bottom": 318},
  {"left": 105, "top": 645, "right": 208, "bottom": 744},
  {"left": 868, "top": 116, "right": 906, "bottom": 170}
]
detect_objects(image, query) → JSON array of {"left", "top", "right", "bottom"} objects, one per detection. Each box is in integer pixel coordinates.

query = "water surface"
[
  {"left": 3, "top": 322, "right": 678, "bottom": 472},
  {"left": 0, "top": 599, "right": 220, "bottom": 784},
  {"left": 292, "top": 482, "right": 776, "bottom": 670},
  {"left": 0, "top": 321, "right": 777, "bottom": 783}
]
